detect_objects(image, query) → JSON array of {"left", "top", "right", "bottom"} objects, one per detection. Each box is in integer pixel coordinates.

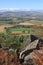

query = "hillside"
[{"left": 0, "top": 35, "right": 43, "bottom": 65}]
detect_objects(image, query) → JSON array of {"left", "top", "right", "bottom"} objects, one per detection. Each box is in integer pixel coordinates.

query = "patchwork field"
[{"left": 0, "top": 20, "right": 43, "bottom": 38}]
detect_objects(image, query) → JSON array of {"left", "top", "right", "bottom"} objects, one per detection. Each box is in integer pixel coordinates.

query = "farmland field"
[
  {"left": 6, "top": 26, "right": 43, "bottom": 37},
  {"left": 8, "top": 27, "right": 32, "bottom": 32}
]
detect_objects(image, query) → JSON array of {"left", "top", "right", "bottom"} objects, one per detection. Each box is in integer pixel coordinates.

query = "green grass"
[
  {"left": 7, "top": 27, "right": 43, "bottom": 36},
  {"left": 8, "top": 27, "right": 32, "bottom": 32}
]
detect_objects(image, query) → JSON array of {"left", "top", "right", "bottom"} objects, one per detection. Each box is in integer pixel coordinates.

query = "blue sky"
[{"left": 0, "top": 0, "right": 43, "bottom": 10}]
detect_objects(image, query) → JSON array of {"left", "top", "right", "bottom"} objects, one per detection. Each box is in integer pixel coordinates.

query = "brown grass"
[
  {"left": 19, "top": 20, "right": 43, "bottom": 27},
  {"left": 0, "top": 24, "right": 14, "bottom": 32},
  {"left": 19, "top": 22, "right": 34, "bottom": 26}
]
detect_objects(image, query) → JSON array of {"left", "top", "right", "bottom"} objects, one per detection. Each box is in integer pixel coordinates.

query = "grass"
[
  {"left": 0, "top": 24, "right": 14, "bottom": 33},
  {"left": 8, "top": 27, "right": 32, "bottom": 32},
  {"left": 6, "top": 26, "right": 43, "bottom": 36}
]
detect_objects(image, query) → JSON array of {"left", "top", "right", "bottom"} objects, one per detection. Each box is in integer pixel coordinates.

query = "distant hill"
[
  {"left": 0, "top": 10, "right": 43, "bottom": 17},
  {"left": 0, "top": 10, "right": 43, "bottom": 23}
]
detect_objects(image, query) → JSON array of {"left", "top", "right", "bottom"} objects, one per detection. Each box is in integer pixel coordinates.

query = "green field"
[
  {"left": 6, "top": 26, "right": 43, "bottom": 35},
  {"left": 8, "top": 27, "right": 32, "bottom": 32}
]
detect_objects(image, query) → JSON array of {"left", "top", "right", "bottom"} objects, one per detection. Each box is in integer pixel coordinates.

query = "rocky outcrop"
[{"left": 16, "top": 35, "right": 43, "bottom": 65}]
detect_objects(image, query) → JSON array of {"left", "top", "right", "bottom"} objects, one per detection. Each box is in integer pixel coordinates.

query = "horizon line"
[{"left": 0, "top": 8, "right": 43, "bottom": 11}]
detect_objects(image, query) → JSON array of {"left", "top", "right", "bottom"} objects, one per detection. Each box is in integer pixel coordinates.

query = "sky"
[{"left": 0, "top": 0, "right": 43, "bottom": 10}]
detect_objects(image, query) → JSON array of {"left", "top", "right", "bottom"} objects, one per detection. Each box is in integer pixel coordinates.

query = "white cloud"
[
  {"left": 0, "top": 8, "right": 30, "bottom": 11},
  {"left": 0, "top": 8, "right": 20, "bottom": 10}
]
